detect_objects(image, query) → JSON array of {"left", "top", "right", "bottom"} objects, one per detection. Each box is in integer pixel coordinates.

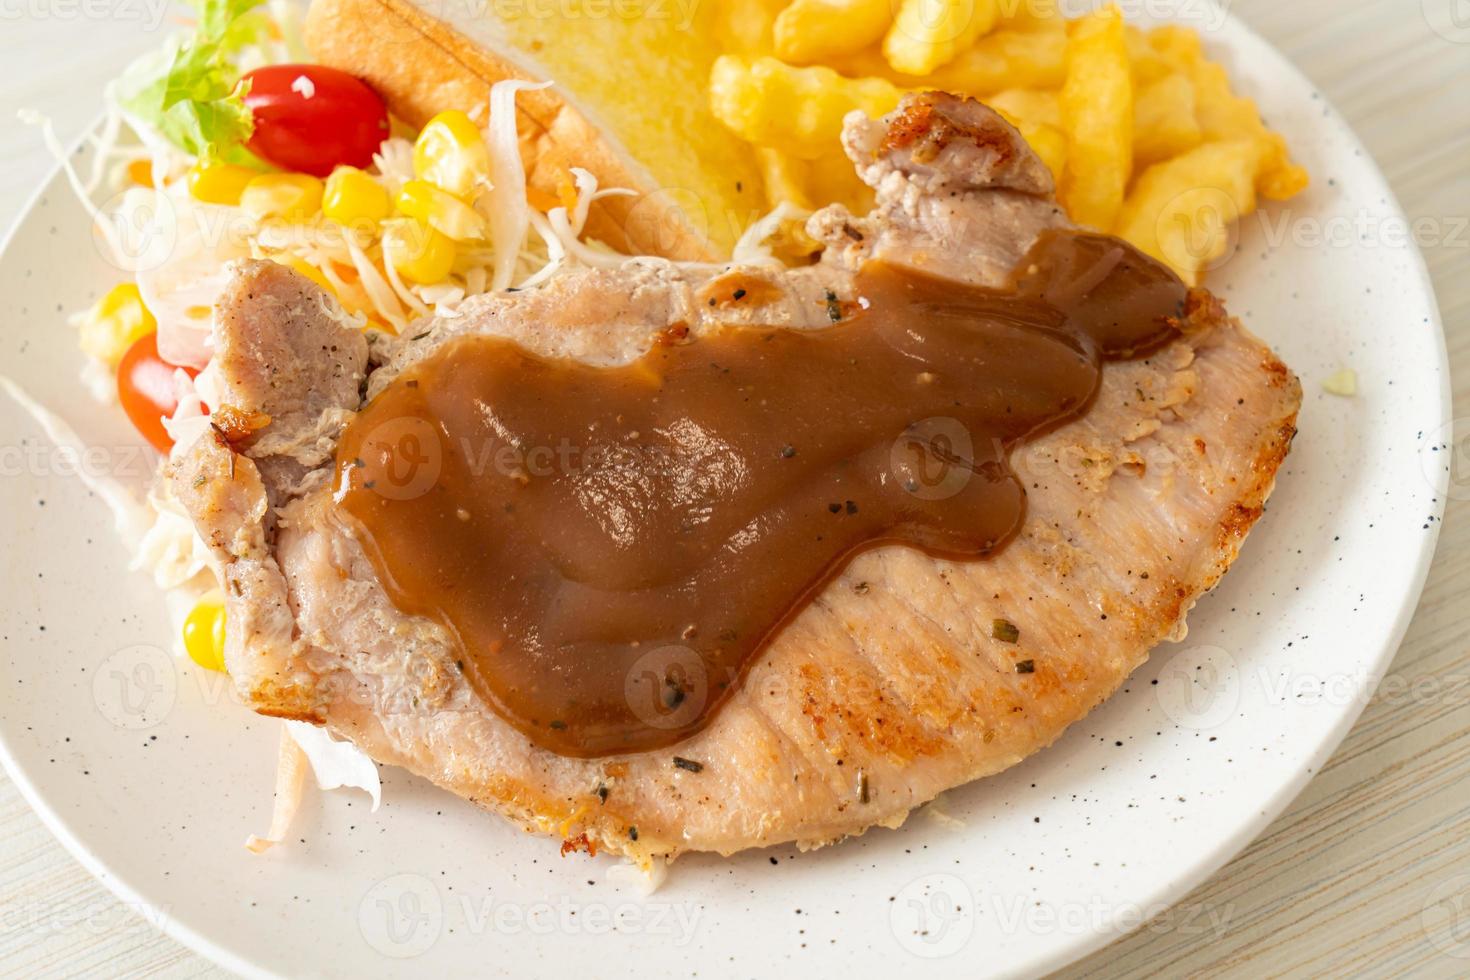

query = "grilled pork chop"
[{"left": 172, "top": 93, "right": 1301, "bottom": 866}]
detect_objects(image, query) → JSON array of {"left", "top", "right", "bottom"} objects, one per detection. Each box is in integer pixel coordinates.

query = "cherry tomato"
[
  {"left": 240, "top": 65, "right": 390, "bottom": 177},
  {"left": 118, "top": 332, "right": 196, "bottom": 454}
]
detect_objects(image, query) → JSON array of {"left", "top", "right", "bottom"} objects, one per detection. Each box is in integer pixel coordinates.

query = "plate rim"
[{"left": 0, "top": 11, "right": 1451, "bottom": 977}]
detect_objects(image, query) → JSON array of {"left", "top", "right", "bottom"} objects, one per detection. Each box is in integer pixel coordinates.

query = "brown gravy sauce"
[{"left": 334, "top": 231, "right": 1187, "bottom": 757}]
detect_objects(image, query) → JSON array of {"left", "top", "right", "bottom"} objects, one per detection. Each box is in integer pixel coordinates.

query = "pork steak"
[{"left": 171, "top": 93, "right": 1301, "bottom": 867}]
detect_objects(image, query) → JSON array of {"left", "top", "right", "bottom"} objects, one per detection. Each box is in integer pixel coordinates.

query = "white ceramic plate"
[{"left": 0, "top": 7, "right": 1450, "bottom": 978}]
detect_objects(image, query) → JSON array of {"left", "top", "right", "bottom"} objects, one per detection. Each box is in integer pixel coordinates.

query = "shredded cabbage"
[
  {"left": 286, "top": 720, "right": 382, "bottom": 811},
  {"left": 545, "top": 168, "right": 636, "bottom": 269},
  {"left": 731, "top": 201, "right": 811, "bottom": 266},
  {"left": 485, "top": 80, "right": 552, "bottom": 291}
]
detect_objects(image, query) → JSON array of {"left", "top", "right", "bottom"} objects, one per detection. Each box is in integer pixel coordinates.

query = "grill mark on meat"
[{"left": 882, "top": 91, "right": 1016, "bottom": 170}]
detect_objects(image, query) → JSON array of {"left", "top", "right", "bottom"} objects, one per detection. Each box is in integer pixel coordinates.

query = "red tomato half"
[
  {"left": 118, "top": 332, "right": 196, "bottom": 453},
  {"left": 241, "top": 65, "right": 390, "bottom": 177}
]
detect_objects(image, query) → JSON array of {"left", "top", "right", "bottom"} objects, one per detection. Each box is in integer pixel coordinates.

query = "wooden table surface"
[{"left": 0, "top": 1, "right": 1465, "bottom": 976}]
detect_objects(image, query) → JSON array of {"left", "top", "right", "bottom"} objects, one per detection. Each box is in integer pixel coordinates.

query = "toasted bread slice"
[{"left": 304, "top": 0, "right": 767, "bottom": 260}]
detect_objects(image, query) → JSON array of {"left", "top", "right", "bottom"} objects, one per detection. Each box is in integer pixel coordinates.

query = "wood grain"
[{"left": 0, "top": 1, "right": 1465, "bottom": 975}]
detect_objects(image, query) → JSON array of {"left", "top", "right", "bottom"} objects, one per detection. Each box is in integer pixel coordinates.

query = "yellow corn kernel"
[
  {"left": 710, "top": 55, "right": 905, "bottom": 160},
  {"left": 382, "top": 218, "right": 456, "bottom": 284},
  {"left": 187, "top": 160, "right": 259, "bottom": 206},
  {"left": 323, "top": 166, "right": 391, "bottom": 229},
  {"left": 240, "top": 173, "right": 324, "bottom": 221},
  {"left": 395, "top": 179, "right": 487, "bottom": 242},
  {"left": 182, "top": 592, "right": 227, "bottom": 673},
  {"left": 413, "top": 110, "right": 490, "bottom": 199},
  {"left": 77, "top": 282, "right": 156, "bottom": 367}
]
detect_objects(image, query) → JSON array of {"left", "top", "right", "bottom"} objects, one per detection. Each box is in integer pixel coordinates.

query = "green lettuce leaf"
[{"left": 115, "top": 0, "right": 269, "bottom": 164}]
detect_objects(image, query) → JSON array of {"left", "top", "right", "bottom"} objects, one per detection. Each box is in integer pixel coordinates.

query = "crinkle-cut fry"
[
  {"left": 1147, "top": 23, "right": 1203, "bottom": 67},
  {"left": 244, "top": 724, "right": 310, "bottom": 854},
  {"left": 884, "top": 0, "right": 1002, "bottom": 76},
  {"left": 709, "top": 55, "right": 905, "bottom": 159},
  {"left": 756, "top": 147, "right": 875, "bottom": 215},
  {"left": 775, "top": 0, "right": 893, "bottom": 64},
  {"left": 925, "top": 28, "right": 1067, "bottom": 93},
  {"left": 1188, "top": 59, "right": 1266, "bottom": 142},
  {"left": 1149, "top": 25, "right": 1308, "bottom": 201},
  {"left": 716, "top": 0, "right": 791, "bottom": 54},
  {"left": 806, "top": 146, "right": 877, "bottom": 211},
  {"left": 1125, "top": 25, "right": 1172, "bottom": 84},
  {"left": 1256, "top": 132, "right": 1309, "bottom": 200},
  {"left": 1113, "top": 139, "right": 1261, "bottom": 286},
  {"left": 1017, "top": 120, "right": 1067, "bottom": 181},
  {"left": 1059, "top": 6, "right": 1132, "bottom": 230},
  {"left": 1133, "top": 72, "right": 1202, "bottom": 166},
  {"left": 757, "top": 147, "right": 814, "bottom": 209},
  {"left": 986, "top": 88, "right": 1061, "bottom": 129},
  {"left": 1001, "top": 0, "right": 1063, "bottom": 32}
]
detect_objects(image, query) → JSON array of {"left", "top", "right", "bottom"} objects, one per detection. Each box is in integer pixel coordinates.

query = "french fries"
[
  {"left": 927, "top": 29, "right": 1067, "bottom": 94},
  {"left": 717, "top": 0, "right": 794, "bottom": 55},
  {"left": 757, "top": 146, "right": 874, "bottom": 216},
  {"left": 775, "top": 0, "right": 892, "bottom": 64},
  {"left": 706, "top": 0, "right": 1308, "bottom": 283},
  {"left": 1114, "top": 140, "right": 1260, "bottom": 286},
  {"left": 987, "top": 88, "right": 1061, "bottom": 129},
  {"left": 709, "top": 55, "right": 905, "bottom": 159},
  {"left": 1001, "top": 0, "right": 1063, "bottom": 33},
  {"left": 1058, "top": 6, "right": 1132, "bottom": 231},
  {"left": 884, "top": 0, "right": 1001, "bottom": 76},
  {"left": 1124, "top": 25, "right": 1172, "bottom": 84},
  {"left": 1014, "top": 120, "right": 1068, "bottom": 183},
  {"left": 1133, "top": 72, "right": 1202, "bottom": 166},
  {"left": 1149, "top": 25, "right": 1309, "bottom": 200}
]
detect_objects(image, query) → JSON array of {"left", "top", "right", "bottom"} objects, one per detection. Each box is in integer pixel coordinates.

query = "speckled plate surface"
[{"left": 0, "top": 7, "right": 1450, "bottom": 978}]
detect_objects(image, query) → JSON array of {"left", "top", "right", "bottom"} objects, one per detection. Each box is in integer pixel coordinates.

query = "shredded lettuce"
[{"left": 115, "top": 0, "right": 269, "bottom": 165}]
